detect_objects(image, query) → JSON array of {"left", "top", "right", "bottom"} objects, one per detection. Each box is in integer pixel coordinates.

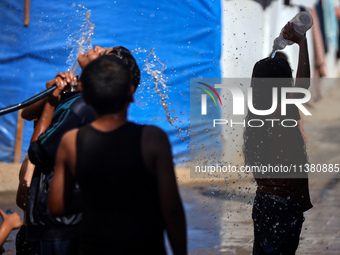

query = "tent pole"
[{"left": 24, "top": 0, "right": 30, "bottom": 27}]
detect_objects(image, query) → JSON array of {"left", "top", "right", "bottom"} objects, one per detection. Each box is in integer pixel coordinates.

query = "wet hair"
[
  {"left": 243, "top": 57, "right": 308, "bottom": 170},
  {"left": 81, "top": 55, "right": 131, "bottom": 115},
  {"left": 272, "top": 51, "right": 288, "bottom": 62},
  {"left": 250, "top": 57, "right": 293, "bottom": 113},
  {"left": 252, "top": 57, "right": 292, "bottom": 79},
  {"left": 109, "top": 46, "right": 140, "bottom": 88}
]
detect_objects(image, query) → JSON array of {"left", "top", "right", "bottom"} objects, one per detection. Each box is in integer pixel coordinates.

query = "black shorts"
[{"left": 252, "top": 193, "right": 305, "bottom": 255}]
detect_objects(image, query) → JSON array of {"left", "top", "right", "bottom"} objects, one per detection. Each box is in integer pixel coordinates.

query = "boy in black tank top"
[{"left": 49, "top": 55, "right": 187, "bottom": 255}]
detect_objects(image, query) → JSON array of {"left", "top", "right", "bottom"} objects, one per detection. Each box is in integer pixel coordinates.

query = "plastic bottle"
[{"left": 272, "top": 11, "right": 313, "bottom": 54}]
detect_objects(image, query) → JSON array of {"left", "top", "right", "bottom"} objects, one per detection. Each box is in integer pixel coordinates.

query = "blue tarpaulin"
[{"left": 0, "top": 0, "right": 221, "bottom": 164}]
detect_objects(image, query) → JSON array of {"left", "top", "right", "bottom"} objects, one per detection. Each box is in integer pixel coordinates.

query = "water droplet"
[
  {"left": 66, "top": 5, "right": 95, "bottom": 72},
  {"left": 271, "top": 51, "right": 277, "bottom": 58}
]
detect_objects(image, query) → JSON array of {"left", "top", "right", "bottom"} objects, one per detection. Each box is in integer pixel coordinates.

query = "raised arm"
[
  {"left": 30, "top": 71, "right": 77, "bottom": 143},
  {"left": 21, "top": 78, "right": 55, "bottom": 121},
  {"left": 142, "top": 126, "right": 187, "bottom": 255},
  {"left": 21, "top": 76, "right": 66, "bottom": 121},
  {"left": 282, "top": 22, "right": 310, "bottom": 92},
  {"left": 21, "top": 99, "right": 46, "bottom": 121}
]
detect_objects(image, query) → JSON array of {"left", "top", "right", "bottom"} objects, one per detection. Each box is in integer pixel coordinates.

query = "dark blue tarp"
[{"left": 0, "top": 0, "right": 221, "bottom": 164}]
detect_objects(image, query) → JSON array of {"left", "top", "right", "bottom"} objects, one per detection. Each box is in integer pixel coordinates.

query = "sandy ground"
[{"left": 1, "top": 81, "right": 340, "bottom": 254}]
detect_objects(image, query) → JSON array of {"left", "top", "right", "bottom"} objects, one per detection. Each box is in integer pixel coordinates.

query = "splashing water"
[
  {"left": 135, "top": 48, "right": 190, "bottom": 143},
  {"left": 66, "top": 4, "right": 95, "bottom": 73},
  {"left": 136, "top": 48, "right": 177, "bottom": 125}
]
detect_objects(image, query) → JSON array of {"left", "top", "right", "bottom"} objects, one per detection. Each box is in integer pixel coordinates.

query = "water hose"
[
  {"left": 0, "top": 85, "right": 57, "bottom": 116},
  {"left": 0, "top": 62, "right": 79, "bottom": 116}
]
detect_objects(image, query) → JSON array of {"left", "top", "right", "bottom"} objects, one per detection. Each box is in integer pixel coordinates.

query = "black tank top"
[{"left": 76, "top": 122, "right": 166, "bottom": 255}]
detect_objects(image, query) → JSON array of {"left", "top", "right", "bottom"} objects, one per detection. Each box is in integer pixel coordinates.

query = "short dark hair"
[
  {"left": 109, "top": 46, "right": 140, "bottom": 88},
  {"left": 272, "top": 51, "right": 288, "bottom": 61},
  {"left": 81, "top": 55, "right": 131, "bottom": 115},
  {"left": 251, "top": 57, "right": 293, "bottom": 110},
  {"left": 252, "top": 57, "right": 292, "bottom": 79}
]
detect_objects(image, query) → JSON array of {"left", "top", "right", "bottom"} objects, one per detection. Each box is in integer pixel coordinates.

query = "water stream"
[
  {"left": 66, "top": 4, "right": 95, "bottom": 74},
  {"left": 63, "top": 5, "right": 190, "bottom": 147},
  {"left": 135, "top": 48, "right": 190, "bottom": 145}
]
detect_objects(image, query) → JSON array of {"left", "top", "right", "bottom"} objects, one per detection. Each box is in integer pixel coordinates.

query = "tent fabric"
[{"left": 0, "top": 0, "right": 222, "bottom": 164}]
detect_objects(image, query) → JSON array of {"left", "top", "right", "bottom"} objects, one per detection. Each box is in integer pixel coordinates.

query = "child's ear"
[
  {"left": 128, "top": 85, "right": 135, "bottom": 103},
  {"left": 130, "top": 85, "right": 136, "bottom": 94}
]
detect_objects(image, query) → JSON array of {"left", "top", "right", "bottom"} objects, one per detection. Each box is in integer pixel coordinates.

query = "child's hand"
[
  {"left": 282, "top": 22, "right": 306, "bottom": 46},
  {"left": 0, "top": 210, "right": 22, "bottom": 230}
]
